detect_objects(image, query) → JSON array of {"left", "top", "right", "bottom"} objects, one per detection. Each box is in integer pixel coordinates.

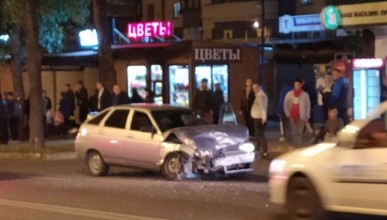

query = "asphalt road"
[{"left": 0, "top": 158, "right": 284, "bottom": 220}]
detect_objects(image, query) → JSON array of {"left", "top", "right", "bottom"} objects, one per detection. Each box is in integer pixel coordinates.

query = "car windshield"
[{"left": 152, "top": 109, "right": 202, "bottom": 132}]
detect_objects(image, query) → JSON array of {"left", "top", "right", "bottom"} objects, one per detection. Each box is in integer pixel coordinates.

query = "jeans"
[
  {"left": 253, "top": 118, "right": 268, "bottom": 154},
  {"left": 289, "top": 119, "right": 307, "bottom": 147}
]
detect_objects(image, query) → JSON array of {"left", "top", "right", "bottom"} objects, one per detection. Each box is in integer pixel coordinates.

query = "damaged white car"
[{"left": 75, "top": 104, "right": 256, "bottom": 180}]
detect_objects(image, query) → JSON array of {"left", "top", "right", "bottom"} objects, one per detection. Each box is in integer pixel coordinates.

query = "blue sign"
[{"left": 279, "top": 14, "right": 324, "bottom": 34}]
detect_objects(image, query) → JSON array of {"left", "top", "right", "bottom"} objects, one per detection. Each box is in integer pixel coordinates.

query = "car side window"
[
  {"left": 355, "top": 118, "right": 387, "bottom": 149},
  {"left": 88, "top": 111, "right": 109, "bottom": 125},
  {"left": 104, "top": 110, "right": 130, "bottom": 129},
  {"left": 131, "top": 112, "right": 153, "bottom": 132}
]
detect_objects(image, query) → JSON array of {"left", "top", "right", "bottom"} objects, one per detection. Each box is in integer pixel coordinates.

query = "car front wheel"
[
  {"left": 161, "top": 152, "right": 186, "bottom": 180},
  {"left": 286, "top": 176, "right": 326, "bottom": 220},
  {"left": 87, "top": 151, "right": 109, "bottom": 176}
]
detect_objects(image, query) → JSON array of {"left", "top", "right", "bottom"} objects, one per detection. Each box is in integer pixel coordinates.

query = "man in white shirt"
[{"left": 250, "top": 83, "right": 268, "bottom": 158}]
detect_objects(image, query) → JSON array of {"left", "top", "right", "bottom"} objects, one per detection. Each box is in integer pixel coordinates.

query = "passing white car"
[
  {"left": 75, "top": 104, "right": 255, "bottom": 180},
  {"left": 269, "top": 101, "right": 387, "bottom": 219}
]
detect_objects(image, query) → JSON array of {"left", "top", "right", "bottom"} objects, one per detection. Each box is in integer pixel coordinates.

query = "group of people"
[
  {"left": 54, "top": 81, "right": 155, "bottom": 136},
  {"left": 239, "top": 66, "right": 350, "bottom": 158},
  {"left": 192, "top": 78, "right": 225, "bottom": 125}
]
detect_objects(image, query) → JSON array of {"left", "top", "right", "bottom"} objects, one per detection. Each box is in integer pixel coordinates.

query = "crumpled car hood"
[{"left": 168, "top": 125, "right": 249, "bottom": 151}]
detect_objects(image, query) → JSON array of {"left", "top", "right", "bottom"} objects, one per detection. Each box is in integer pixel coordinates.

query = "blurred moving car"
[
  {"left": 75, "top": 104, "right": 255, "bottom": 180},
  {"left": 269, "top": 101, "right": 387, "bottom": 219}
]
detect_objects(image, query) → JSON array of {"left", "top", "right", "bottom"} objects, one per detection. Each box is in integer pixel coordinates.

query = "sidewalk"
[
  {"left": 0, "top": 138, "right": 76, "bottom": 160},
  {"left": 0, "top": 122, "right": 294, "bottom": 160}
]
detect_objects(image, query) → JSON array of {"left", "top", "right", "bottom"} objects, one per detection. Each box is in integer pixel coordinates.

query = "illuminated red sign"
[
  {"left": 127, "top": 21, "right": 172, "bottom": 39},
  {"left": 353, "top": 58, "right": 384, "bottom": 69}
]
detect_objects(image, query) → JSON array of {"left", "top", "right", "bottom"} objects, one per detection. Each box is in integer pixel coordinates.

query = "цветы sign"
[
  {"left": 127, "top": 21, "right": 172, "bottom": 39},
  {"left": 194, "top": 48, "right": 241, "bottom": 62}
]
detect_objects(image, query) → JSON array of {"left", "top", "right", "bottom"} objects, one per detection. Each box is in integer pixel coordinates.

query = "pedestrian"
[
  {"left": 64, "top": 84, "right": 75, "bottom": 117},
  {"left": 59, "top": 92, "right": 73, "bottom": 137},
  {"left": 75, "top": 80, "right": 89, "bottom": 123},
  {"left": 250, "top": 83, "right": 268, "bottom": 158},
  {"left": 301, "top": 79, "right": 316, "bottom": 136},
  {"left": 284, "top": 79, "right": 311, "bottom": 148},
  {"left": 212, "top": 83, "right": 224, "bottom": 124},
  {"left": 96, "top": 81, "right": 111, "bottom": 111},
  {"left": 193, "top": 78, "right": 213, "bottom": 124},
  {"left": 130, "top": 88, "right": 144, "bottom": 103},
  {"left": 6, "top": 92, "right": 21, "bottom": 142},
  {"left": 330, "top": 68, "right": 349, "bottom": 125},
  {"left": 144, "top": 87, "right": 154, "bottom": 104},
  {"left": 88, "top": 89, "right": 98, "bottom": 112},
  {"left": 112, "top": 84, "right": 130, "bottom": 106},
  {"left": 239, "top": 78, "right": 255, "bottom": 137},
  {"left": 276, "top": 81, "right": 293, "bottom": 141},
  {"left": 0, "top": 94, "right": 9, "bottom": 144}
]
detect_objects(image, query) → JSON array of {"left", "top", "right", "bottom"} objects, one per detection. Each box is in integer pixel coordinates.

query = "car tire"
[
  {"left": 87, "top": 151, "right": 109, "bottom": 176},
  {"left": 161, "top": 152, "right": 186, "bottom": 181},
  {"left": 286, "top": 176, "right": 326, "bottom": 220}
]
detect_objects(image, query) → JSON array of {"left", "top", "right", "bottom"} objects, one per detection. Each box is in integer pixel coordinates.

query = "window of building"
[
  {"left": 300, "top": 0, "right": 312, "bottom": 5},
  {"left": 104, "top": 110, "right": 130, "bottom": 129},
  {"left": 147, "top": 4, "right": 154, "bottom": 20},
  {"left": 173, "top": 2, "right": 181, "bottom": 18}
]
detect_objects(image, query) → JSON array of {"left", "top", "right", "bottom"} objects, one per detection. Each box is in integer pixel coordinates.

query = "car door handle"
[
  {"left": 127, "top": 134, "right": 133, "bottom": 139},
  {"left": 98, "top": 131, "right": 105, "bottom": 135}
]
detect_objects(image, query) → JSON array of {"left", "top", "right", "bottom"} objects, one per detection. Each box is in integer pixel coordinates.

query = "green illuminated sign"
[{"left": 321, "top": 5, "right": 341, "bottom": 30}]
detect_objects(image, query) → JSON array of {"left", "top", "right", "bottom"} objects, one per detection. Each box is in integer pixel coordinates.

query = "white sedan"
[{"left": 269, "top": 101, "right": 387, "bottom": 219}]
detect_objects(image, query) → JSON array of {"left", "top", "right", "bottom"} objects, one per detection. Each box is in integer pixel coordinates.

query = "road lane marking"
[{"left": 0, "top": 199, "right": 168, "bottom": 220}]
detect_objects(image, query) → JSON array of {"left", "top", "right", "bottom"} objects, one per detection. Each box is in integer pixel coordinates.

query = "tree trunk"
[
  {"left": 25, "top": 0, "right": 44, "bottom": 149},
  {"left": 10, "top": 25, "right": 27, "bottom": 141},
  {"left": 93, "top": 0, "right": 116, "bottom": 92}
]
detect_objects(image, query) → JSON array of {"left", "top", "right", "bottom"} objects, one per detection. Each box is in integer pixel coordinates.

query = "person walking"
[
  {"left": 330, "top": 68, "right": 349, "bottom": 125},
  {"left": 96, "top": 81, "right": 111, "bottom": 111},
  {"left": 64, "top": 84, "right": 75, "bottom": 116},
  {"left": 75, "top": 80, "right": 89, "bottom": 123},
  {"left": 276, "top": 81, "right": 293, "bottom": 141},
  {"left": 284, "top": 79, "right": 311, "bottom": 148},
  {"left": 193, "top": 78, "right": 213, "bottom": 124},
  {"left": 251, "top": 83, "right": 268, "bottom": 158},
  {"left": 212, "top": 83, "right": 224, "bottom": 124},
  {"left": 239, "top": 78, "right": 255, "bottom": 137},
  {"left": 112, "top": 84, "right": 130, "bottom": 106}
]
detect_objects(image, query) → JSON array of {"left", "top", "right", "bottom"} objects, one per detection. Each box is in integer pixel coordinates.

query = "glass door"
[
  {"left": 353, "top": 69, "right": 381, "bottom": 120},
  {"left": 194, "top": 64, "right": 228, "bottom": 102},
  {"left": 151, "top": 64, "right": 163, "bottom": 104},
  {"left": 169, "top": 65, "right": 190, "bottom": 107},
  {"left": 127, "top": 65, "right": 147, "bottom": 100}
]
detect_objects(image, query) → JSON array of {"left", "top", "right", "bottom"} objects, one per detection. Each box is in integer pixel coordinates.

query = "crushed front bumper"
[{"left": 212, "top": 152, "right": 255, "bottom": 174}]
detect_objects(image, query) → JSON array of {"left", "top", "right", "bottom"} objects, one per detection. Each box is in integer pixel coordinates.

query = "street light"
[{"left": 253, "top": 21, "right": 259, "bottom": 29}]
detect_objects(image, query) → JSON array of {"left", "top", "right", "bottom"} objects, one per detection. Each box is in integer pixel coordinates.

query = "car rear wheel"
[
  {"left": 161, "top": 152, "right": 186, "bottom": 180},
  {"left": 286, "top": 176, "right": 326, "bottom": 220},
  {"left": 87, "top": 151, "right": 109, "bottom": 176}
]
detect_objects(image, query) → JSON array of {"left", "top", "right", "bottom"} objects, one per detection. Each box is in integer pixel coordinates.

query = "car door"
[
  {"left": 125, "top": 110, "right": 164, "bottom": 170},
  {"left": 331, "top": 117, "right": 387, "bottom": 211},
  {"left": 97, "top": 109, "right": 131, "bottom": 165}
]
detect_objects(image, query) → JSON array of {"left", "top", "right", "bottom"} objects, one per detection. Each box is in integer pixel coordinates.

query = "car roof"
[{"left": 110, "top": 104, "right": 191, "bottom": 112}]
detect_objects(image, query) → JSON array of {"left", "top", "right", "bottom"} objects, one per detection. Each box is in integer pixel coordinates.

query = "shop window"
[
  {"left": 195, "top": 65, "right": 229, "bottom": 102},
  {"left": 151, "top": 64, "right": 163, "bottom": 104},
  {"left": 173, "top": 2, "right": 181, "bottom": 18},
  {"left": 127, "top": 65, "right": 147, "bottom": 100},
  {"left": 169, "top": 65, "right": 190, "bottom": 107},
  {"left": 300, "top": 0, "right": 312, "bottom": 5}
]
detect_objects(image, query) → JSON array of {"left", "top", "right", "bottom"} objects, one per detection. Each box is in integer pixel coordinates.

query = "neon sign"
[
  {"left": 353, "top": 58, "right": 384, "bottom": 69},
  {"left": 127, "top": 21, "right": 172, "bottom": 39},
  {"left": 79, "top": 29, "right": 98, "bottom": 47}
]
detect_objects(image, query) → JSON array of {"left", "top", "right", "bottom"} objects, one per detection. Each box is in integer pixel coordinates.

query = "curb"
[{"left": 0, "top": 151, "right": 77, "bottom": 161}]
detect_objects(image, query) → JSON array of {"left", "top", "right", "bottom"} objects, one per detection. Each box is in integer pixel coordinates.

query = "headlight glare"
[
  {"left": 239, "top": 142, "right": 255, "bottom": 153},
  {"left": 269, "top": 159, "right": 287, "bottom": 173}
]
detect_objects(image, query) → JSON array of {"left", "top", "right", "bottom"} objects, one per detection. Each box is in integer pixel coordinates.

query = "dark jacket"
[
  {"left": 330, "top": 76, "right": 349, "bottom": 109},
  {"left": 65, "top": 90, "right": 75, "bottom": 112},
  {"left": 240, "top": 87, "right": 255, "bottom": 112},
  {"left": 193, "top": 89, "right": 212, "bottom": 111},
  {"left": 112, "top": 92, "right": 131, "bottom": 106},
  {"left": 131, "top": 92, "right": 144, "bottom": 103},
  {"left": 98, "top": 89, "right": 111, "bottom": 110},
  {"left": 76, "top": 87, "right": 88, "bottom": 107},
  {"left": 59, "top": 96, "right": 73, "bottom": 119},
  {"left": 212, "top": 89, "right": 224, "bottom": 113}
]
